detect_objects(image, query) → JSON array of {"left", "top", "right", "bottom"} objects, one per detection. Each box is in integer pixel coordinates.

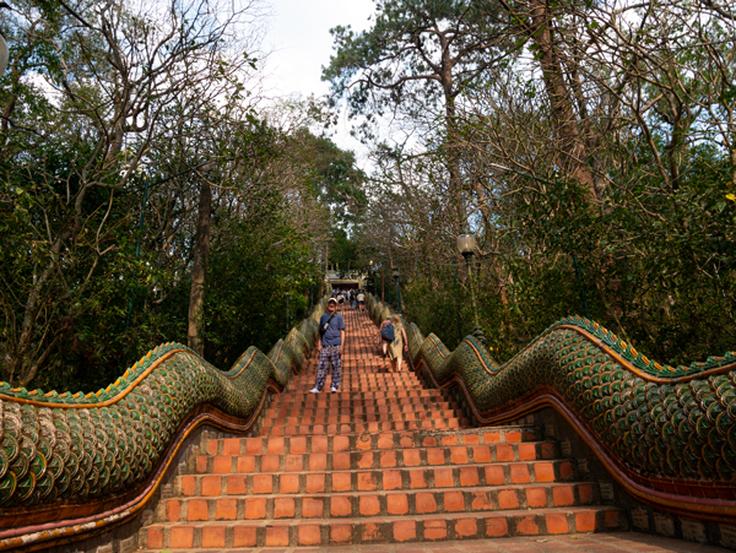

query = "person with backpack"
[
  {"left": 379, "top": 314, "right": 408, "bottom": 372},
  {"left": 310, "top": 297, "right": 346, "bottom": 393}
]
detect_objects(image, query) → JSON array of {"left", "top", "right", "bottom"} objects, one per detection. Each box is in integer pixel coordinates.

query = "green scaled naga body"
[
  {"left": 0, "top": 305, "right": 320, "bottom": 551},
  {"left": 369, "top": 298, "right": 736, "bottom": 522}
]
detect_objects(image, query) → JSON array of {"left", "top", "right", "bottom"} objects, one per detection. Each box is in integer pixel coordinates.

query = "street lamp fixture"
[
  {"left": 456, "top": 234, "right": 478, "bottom": 260},
  {"left": 456, "top": 233, "right": 486, "bottom": 344}
]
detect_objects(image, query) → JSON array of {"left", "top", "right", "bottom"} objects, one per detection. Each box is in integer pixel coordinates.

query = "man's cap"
[{"left": 328, "top": 298, "right": 338, "bottom": 305}]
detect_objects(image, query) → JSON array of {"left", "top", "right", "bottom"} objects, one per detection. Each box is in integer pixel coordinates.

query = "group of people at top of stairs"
[
  {"left": 309, "top": 295, "right": 409, "bottom": 394},
  {"left": 330, "top": 287, "right": 366, "bottom": 311}
]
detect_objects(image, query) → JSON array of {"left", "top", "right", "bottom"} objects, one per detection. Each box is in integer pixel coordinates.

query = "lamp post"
[
  {"left": 456, "top": 233, "right": 485, "bottom": 343},
  {"left": 392, "top": 266, "right": 401, "bottom": 313},
  {"left": 367, "top": 260, "right": 374, "bottom": 294},
  {"left": 380, "top": 267, "right": 385, "bottom": 302}
]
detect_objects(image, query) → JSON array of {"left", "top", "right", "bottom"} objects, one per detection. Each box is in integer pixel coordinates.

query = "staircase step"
[
  {"left": 158, "top": 481, "right": 600, "bottom": 522},
  {"left": 203, "top": 427, "right": 545, "bottom": 456},
  {"left": 191, "top": 442, "right": 561, "bottom": 474},
  {"left": 267, "top": 418, "right": 468, "bottom": 435},
  {"left": 174, "top": 459, "right": 578, "bottom": 496},
  {"left": 275, "top": 388, "right": 443, "bottom": 400},
  {"left": 260, "top": 409, "right": 461, "bottom": 427},
  {"left": 266, "top": 395, "right": 453, "bottom": 414},
  {"left": 143, "top": 506, "right": 625, "bottom": 548}
]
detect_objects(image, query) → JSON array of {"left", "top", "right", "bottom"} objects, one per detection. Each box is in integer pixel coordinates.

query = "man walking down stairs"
[{"left": 139, "top": 306, "right": 724, "bottom": 552}]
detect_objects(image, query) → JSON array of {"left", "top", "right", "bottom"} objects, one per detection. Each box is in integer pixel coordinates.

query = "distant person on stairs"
[
  {"left": 380, "top": 315, "right": 408, "bottom": 372},
  {"left": 310, "top": 297, "right": 346, "bottom": 393}
]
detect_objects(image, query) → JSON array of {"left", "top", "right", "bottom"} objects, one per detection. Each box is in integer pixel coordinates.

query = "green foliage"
[
  {"left": 365, "top": 0, "right": 736, "bottom": 368},
  {"left": 205, "top": 206, "right": 321, "bottom": 367},
  {"left": 288, "top": 129, "right": 367, "bottom": 229},
  {"left": 391, "top": 141, "right": 735, "bottom": 367},
  {"left": 323, "top": 0, "right": 505, "bottom": 126},
  {"left": 402, "top": 271, "right": 464, "bottom": 350},
  {"left": 471, "top": 146, "right": 736, "bottom": 365},
  {"left": 0, "top": 0, "right": 367, "bottom": 389},
  {"left": 329, "top": 227, "right": 358, "bottom": 270}
]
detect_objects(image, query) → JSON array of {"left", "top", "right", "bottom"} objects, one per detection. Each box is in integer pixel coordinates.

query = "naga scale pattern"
[
  {"left": 0, "top": 306, "right": 320, "bottom": 514},
  {"left": 367, "top": 298, "right": 736, "bottom": 503}
]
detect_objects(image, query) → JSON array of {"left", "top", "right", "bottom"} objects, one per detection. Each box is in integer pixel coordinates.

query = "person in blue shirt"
[{"left": 310, "top": 297, "right": 346, "bottom": 393}]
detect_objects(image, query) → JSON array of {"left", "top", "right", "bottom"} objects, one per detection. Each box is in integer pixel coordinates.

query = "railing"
[
  {"left": 365, "top": 295, "right": 736, "bottom": 525},
  {"left": 2, "top": 295, "right": 735, "bottom": 550},
  {"left": 0, "top": 304, "right": 323, "bottom": 551}
]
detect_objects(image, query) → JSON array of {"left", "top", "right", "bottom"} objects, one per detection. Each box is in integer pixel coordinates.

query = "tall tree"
[
  {"left": 0, "top": 0, "right": 258, "bottom": 385},
  {"left": 323, "top": 0, "right": 507, "bottom": 236},
  {"left": 497, "top": 0, "right": 600, "bottom": 205},
  {"left": 344, "top": 0, "right": 735, "bottom": 364}
]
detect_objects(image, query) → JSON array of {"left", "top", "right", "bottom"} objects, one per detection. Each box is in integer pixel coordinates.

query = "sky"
[{"left": 259, "top": 0, "right": 376, "bottom": 168}]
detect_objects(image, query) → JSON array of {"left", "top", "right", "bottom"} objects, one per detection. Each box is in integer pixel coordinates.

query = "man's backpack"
[{"left": 380, "top": 322, "right": 395, "bottom": 342}]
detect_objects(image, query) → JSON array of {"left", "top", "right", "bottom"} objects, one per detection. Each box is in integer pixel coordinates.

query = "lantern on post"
[{"left": 456, "top": 233, "right": 485, "bottom": 343}]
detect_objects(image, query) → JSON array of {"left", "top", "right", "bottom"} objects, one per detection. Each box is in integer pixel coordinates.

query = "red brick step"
[
  {"left": 174, "top": 458, "right": 578, "bottom": 498},
  {"left": 158, "top": 480, "right": 601, "bottom": 523},
  {"left": 267, "top": 418, "right": 468, "bottom": 435},
  {"left": 144, "top": 506, "right": 624, "bottom": 548},
  {"left": 189, "top": 442, "right": 562, "bottom": 475},
  {"left": 202, "top": 426, "right": 543, "bottom": 457}
]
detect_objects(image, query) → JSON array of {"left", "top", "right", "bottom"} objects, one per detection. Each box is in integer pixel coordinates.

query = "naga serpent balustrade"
[
  {"left": 0, "top": 307, "right": 321, "bottom": 551},
  {"left": 1, "top": 297, "right": 735, "bottom": 550},
  {"left": 366, "top": 296, "right": 736, "bottom": 524}
]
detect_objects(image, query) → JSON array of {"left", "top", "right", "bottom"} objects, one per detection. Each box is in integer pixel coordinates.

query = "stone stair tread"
[
  {"left": 190, "top": 452, "right": 559, "bottom": 468},
  {"left": 264, "top": 425, "right": 539, "bottom": 440},
  {"left": 197, "top": 440, "right": 557, "bottom": 458},
  {"left": 175, "top": 459, "right": 579, "bottom": 485},
  {"left": 263, "top": 409, "right": 462, "bottom": 420},
  {"left": 149, "top": 504, "right": 621, "bottom": 524},
  {"left": 181, "top": 456, "right": 574, "bottom": 471},
  {"left": 218, "top": 425, "right": 542, "bottom": 441},
  {"left": 265, "top": 405, "right": 457, "bottom": 411},
  {"left": 267, "top": 422, "right": 469, "bottom": 435},
  {"left": 164, "top": 480, "right": 599, "bottom": 499},
  {"left": 143, "top": 507, "right": 624, "bottom": 548},
  {"left": 252, "top": 429, "right": 541, "bottom": 441}
]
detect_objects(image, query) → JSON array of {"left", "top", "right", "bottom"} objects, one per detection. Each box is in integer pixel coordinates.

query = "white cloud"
[
  {"left": 261, "top": 0, "right": 373, "bottom": 97},
  {"left": 259, "top": 0, "right": 375, "bottom": 169}
]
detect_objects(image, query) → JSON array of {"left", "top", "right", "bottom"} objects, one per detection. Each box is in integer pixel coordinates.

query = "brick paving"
[{"left": 139, "top": 306, "right": 724, "bottom": 551}]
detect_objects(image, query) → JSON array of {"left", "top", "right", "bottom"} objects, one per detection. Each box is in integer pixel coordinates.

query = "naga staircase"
[
  {"left": 139, "top": 306, "right": 623, "bottom": 549},
  {"left": 1, "top": 296, "right": 735, "bottom": 552}
]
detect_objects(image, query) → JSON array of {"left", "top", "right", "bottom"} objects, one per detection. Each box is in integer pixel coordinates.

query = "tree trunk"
[
  {"left": 440, "top": 32, "right": 466, "bottom": 236},
  {"left": 525, "top": 0, "right": 598, "bottom": 205},
  {"left": 187, "top": 181, "right": 212, "bottom": 356}
]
